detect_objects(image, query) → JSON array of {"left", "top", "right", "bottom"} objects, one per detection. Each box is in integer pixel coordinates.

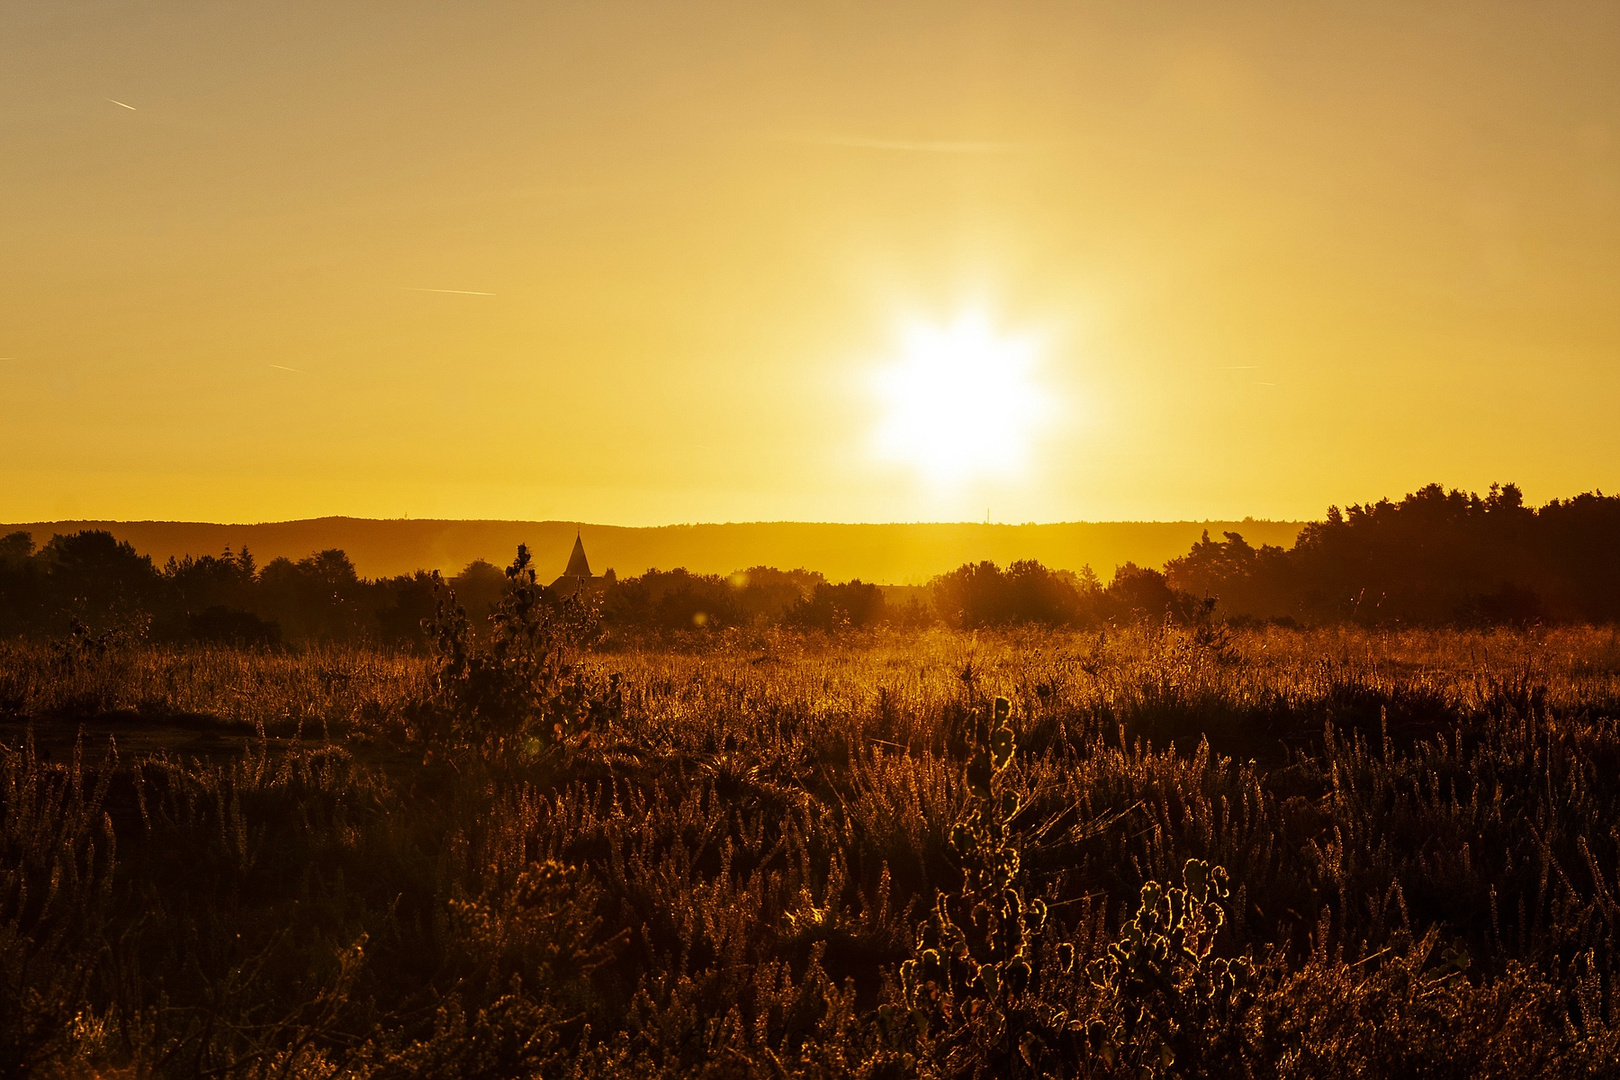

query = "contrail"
[
  {"left": 769, "top": 132, "right": 1033, "bottom": 154},
  {"left": 268, "top": 363, "right": 306, "bottom": 374},
  {"left": 405, "top": 287, "right": 496, "bottom": 296},
  {"left": 107, "top": 98, "right": 137, "bottom": 110},
  {"left": 1219, "top": 365, "right": 1260, "bottom": 370}
]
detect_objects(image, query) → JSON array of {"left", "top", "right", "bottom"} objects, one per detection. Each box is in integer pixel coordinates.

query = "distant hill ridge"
[{"left": 0, "top": 518, "right": 1306, "bottom": 585}]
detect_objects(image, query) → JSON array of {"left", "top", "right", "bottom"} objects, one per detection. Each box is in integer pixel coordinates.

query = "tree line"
[
  {"left": 0, "top": 533, "right": 902, "bottom": 647},
  {"left": 1164, "top": 482, "right": 1620, "bottom": 625},
  {"left": 938, "top": 482, "right": 1620, "bottom": 628},
  {"left": 3, "top": 482, "right": 1618, "bottom": 645}
]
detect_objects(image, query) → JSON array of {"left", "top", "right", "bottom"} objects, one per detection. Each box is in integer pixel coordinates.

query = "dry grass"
[{"left": 3, "top": 625, "right": 1619, "bottom": 1078}]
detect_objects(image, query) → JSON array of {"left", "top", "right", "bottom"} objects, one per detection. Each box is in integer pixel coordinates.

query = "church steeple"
[{"left": 563, "top": 531, "right": 592, "bottom": 578}]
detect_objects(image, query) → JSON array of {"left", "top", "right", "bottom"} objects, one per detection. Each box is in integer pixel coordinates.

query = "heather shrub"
[
  {"left": 0, "top": 735, "right": 116, "bottom": 1079},
  {"left": 0, "top": 625, "right": 1618, "bottom": 1077}
]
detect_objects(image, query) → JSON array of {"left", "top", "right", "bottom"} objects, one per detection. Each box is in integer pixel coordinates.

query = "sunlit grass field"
[
  {"left": 10, "top": 623, "right": 1620, "bottom": 736},
  {"left": 5, "top": 625, "right": 1620, "bottom": 1077}
]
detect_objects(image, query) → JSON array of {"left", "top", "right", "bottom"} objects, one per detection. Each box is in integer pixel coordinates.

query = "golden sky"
[{"left": 2, "top": 2, "right": 1616, "bottom": 526}]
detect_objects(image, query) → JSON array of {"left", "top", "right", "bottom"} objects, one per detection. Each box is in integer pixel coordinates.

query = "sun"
[{"left": 870, "top": 310, "right": 1053, "bottom": 491}]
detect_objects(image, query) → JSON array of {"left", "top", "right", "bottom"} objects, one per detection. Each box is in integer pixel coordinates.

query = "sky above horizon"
[{"left": 2, "top": 2, "right": 1617, "bottom": 527}]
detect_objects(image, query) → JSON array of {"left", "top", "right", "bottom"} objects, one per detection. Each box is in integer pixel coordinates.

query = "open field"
[
  {"left": 5, "top": 625, "right": 1620, "bottom": 1077},
  {"left": 11, "top": 3, "right": 1620, "bottom": 1077}
]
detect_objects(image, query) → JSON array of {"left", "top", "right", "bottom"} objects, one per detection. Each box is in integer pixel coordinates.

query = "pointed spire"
[{"left": 564, "top": 532, "right": 592, "bottom": 578}]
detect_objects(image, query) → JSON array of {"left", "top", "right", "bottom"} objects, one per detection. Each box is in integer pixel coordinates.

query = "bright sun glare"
[{"left": 870, "top": 311, "right": 1053, "bottom": 491}]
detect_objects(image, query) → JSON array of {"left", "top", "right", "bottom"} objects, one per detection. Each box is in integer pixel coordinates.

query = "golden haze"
[
  {"left": 1, "top": 2, "right": 1616, "bottom": 525},
  {"left": 0, "top": 517, "right": 1302, "bottom": 584}
]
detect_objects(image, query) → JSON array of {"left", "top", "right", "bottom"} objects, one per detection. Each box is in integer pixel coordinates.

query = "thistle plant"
[
  {"left": 1084, "top": 859, "right": 1255, "bottom": 1076},
  {"left": 900, "top": 697, "right": 1257, "bottom": 1078},
  {"left": 901, "top": 696, "right": 1087, "bottom": 1078}
]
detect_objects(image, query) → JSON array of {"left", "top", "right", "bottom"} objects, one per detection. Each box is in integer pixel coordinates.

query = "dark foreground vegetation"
[
  {"left": 4, "top": 547, "right": 1620, "bottom": 1077},
  {"left": 6, "top": 484, "right": 1620, "bottom": 650}
]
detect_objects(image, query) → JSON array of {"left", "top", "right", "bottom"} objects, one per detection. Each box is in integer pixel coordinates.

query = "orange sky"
[{"left": 2, "top": 2, "right": 1616, "bottom": 526}]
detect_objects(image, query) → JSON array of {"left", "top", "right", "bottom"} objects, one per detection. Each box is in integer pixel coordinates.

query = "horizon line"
[{"left": 0, "top": 514, "right": 1306, "bottom": 529}]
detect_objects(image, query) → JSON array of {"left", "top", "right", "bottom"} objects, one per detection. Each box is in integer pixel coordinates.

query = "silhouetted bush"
[
  {"left": 449, "top": 559, "right": 509, "bottom": 633},
  {"left": 187, "top": 604, "right": 282, "bottom": 648},
  {"left": 602, "top": 567, "right": 744, "bottom": 630},
  {"left": 1165, "top": 530, "right": 1296, "bottom": 620},
  {"left": 789, "top": 579, "right": 885, "bottom": 630},
  {"left": 932, "top": 559, "right": 1100, "bottom": 628},
  {"left": 928, "top": 557, "right": 1213, "bottom": 629},
  {"left": 372, "top": 571, "right": 439, "bottom": 652},
  {"left": 733, "top": 566, "right": 826, "bottom": 623},
  {"left": 1103, "top": 561, "right": 1197, "bottom": 622},
  {"left": 257, "top": 549, "right": 369, "bottom": 642},
  {"left": 420, "top": 544, "right": 614, "bottom": 754}
]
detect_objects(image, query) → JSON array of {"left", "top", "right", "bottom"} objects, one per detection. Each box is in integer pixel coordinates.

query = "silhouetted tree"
[
  {"left": 1162, "top": 482, "right": 1620, "bottom": 626},
  {"left": 257, "top": 549, "right": 368, "bottom": 642},
  {"left": 733, "top": 566, "right": 826, "bottom": 623},
  {"left": 188, "top": 605, "right": 282, "bottom": 647},
  {"left": 39, "top": 531, "right": 159, "bottom": 635},
  {"left": 1165, "top": 531, "right": 1296, "bottom": 620},
  {"left": 1103, "top": 562, "right": 1192, "bottom": 622},
  {"left": 158, "top": 548, "right": 259, "bottom": 641},
  {"left": 788, "top": 579, "right": 885, "bottom": 630},
  {"left": 931, "top": 559, "right": 1099, "bottom": 628},
  {"left": 374, "top": 571, "right": 440, "bottom": 652},
  {"left": 602, "top": 568, "right": 743, "bottom": 630},
  {"left": 7, "top": 482, "right": 1620, "bottom": 644},
  {"left": 449, "top": 559, "right": 509, "bottom": 635},
  {"left": 0, "top": 532, "right": 44, "bottom": 636}
]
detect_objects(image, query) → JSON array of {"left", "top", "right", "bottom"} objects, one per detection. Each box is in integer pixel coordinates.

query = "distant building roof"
[
  {"left": 551, "top": 533, "right": 612, "bottom": 597},
  {"left": 563, "top": 534, "right": 592, "bottom": 578}
]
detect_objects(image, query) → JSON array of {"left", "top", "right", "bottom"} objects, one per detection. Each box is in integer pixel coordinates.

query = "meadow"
[{"left": 4, "top": 621, "right": 1620, "bottom": 1078}]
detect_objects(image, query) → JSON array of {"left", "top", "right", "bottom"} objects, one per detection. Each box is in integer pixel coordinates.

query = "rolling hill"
[{"left": 1, "top": 518, "right": 1305, "bottom": 585}]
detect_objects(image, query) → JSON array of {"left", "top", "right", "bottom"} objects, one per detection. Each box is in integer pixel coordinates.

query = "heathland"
[
  {"left": 5, "top": 622, "right": 1620, "bottom": 1077},
  {"left": 4, "top": 483, "right": 1620, "bottom": 1077}
]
